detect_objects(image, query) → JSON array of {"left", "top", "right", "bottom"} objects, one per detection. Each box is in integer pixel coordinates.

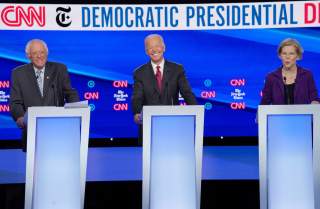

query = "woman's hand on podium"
[{"left": 134, "top": 113, "right": 142, "bottom": 124}]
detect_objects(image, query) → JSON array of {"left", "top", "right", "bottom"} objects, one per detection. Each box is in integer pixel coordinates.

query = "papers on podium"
[{"left": 64, "top": 100, "right": 88, "bottom": 108}]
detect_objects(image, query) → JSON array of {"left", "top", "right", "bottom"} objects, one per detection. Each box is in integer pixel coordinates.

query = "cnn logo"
[
  {"left": 113, "top": 103, "right": 128, "bottom": 111},
  {"left": 1, "top": 6, "right": 45, "bottom": 27},
  {"left": 0, "top": 81, "right": 10, "bottom": 88},
  {"left": 230, "top": 79, "right": 245, "bottom": 87},
  {"left": 113, "top": 80, "right": 128, "bottom": 88},
  {"left": 230, "top": 102, "right": 246, "bottom": 110}
]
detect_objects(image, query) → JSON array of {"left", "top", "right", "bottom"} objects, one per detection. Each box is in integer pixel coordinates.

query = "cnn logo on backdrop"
[
  {"left": 0, "top": 5, "right": 46, "bottom": 27},
  {"left": 230, "top": 78, "right": 245, "bottom": 86}
]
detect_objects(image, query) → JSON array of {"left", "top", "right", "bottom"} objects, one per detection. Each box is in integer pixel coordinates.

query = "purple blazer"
[{"left": 260, "top": 66, "right": 320, "bottom": 105}]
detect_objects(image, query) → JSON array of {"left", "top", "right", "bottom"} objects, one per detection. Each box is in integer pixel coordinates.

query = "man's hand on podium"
[
  {"left": 134, "top": 113, "right": 142, "bottom": 124},
  {"left": 311, "top": 100, "right": 320, "bottom": 104},
  {"left": 16, "top": 116, "right": 25, "bottom": 129}
]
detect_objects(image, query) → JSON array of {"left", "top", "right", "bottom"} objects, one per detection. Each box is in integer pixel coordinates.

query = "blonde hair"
[{"left": 277, "top": 38, "right": 303, "bottom": 59}]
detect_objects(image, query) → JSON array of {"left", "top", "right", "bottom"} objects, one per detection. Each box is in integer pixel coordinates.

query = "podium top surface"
[
  {"left": 258, "top": 104, "right": 320, "bottom": 115},
  {"left": 28, "top": 106, "right": 90, "bottom": 117},
  {"left": 142, "top": 105, "right": 204, "bottom": 116}
]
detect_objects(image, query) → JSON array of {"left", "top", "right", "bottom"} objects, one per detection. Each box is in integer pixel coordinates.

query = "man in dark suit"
[
  {"left": 10, "top": 39, "right": 79, "bottom": 151},
  {"left": 131, "top": 34, "right": 197, "bottom": 129}
]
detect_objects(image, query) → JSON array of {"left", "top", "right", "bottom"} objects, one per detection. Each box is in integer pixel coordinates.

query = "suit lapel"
[
  {"left": 162, "top": 61, "right": 171, "bottom": 92},
  {"left": 293, "top": 67, "right": 302, "bottom": 100},
  {"left": 43, "top": 62, "right": 54, "bottom": 98},
  {"left": 26, "top": 64, "right": 42, "bottom": 98},
  {"left": 274, "top": 68, "right": 284, "bottom": 99}
]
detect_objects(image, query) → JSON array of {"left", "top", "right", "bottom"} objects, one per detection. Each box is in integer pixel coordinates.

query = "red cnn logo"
[
  {"left": 0, "top": 105, "right": 10, "bottom": 112},
  {"left": 84, "top": 92, "right": 99, "bottom": 100},
  {"left": 201, "top": 91, "right": 216, "bottom": 99},
  {"left": 113, "top": 80, "right": 128, "bottom": 88},
  {"left": 1, "top": 6, "right": 45, "bottom": 27},
  {"left": 230, "top": 102, "right": 246, "bottom": 110},
  {"left": 230, "top": 79, "right": 245, "bottom": 86},
  {"left": 113, "top": 103, "right": 128, "bottom": 111},
  {"left": 0, "top": 81, "right": 10, "bottom": 88}
]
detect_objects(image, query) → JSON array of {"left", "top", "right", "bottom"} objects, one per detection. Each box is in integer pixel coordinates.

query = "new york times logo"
[{"left": 56, "top": 7, "right": 72, "bottom": 27}]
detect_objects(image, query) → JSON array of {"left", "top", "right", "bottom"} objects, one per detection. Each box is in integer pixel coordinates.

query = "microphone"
[{"left": 283, "top": 76, "right": 290, "bottom": 104}]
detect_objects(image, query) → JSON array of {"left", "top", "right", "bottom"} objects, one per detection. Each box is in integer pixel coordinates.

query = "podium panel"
[
  {"left": 258, "top": 105, "right": 320, "bottom": 209},
  {"left": 143, "top": 106, "right": 204, "bottom": 209},
  {"left": 150, "top": 116, "right": 196, "bottom": 209},
  {"left": 25, "top": 107, "right": 90, "bottom": 209},
  {"left": 267, "top": 115, "right": 314, "bottom": 209},
  {"left": 33, "top": 117, "right": 81, "bottom": 209}
]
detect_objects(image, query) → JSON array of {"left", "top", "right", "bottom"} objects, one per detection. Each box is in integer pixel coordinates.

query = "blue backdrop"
[{"left": 0, "top": 28, "right": 319, "bottom": 140}]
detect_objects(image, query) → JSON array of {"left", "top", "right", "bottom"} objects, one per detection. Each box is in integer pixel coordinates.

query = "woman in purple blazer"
[{"left": 260, "top": 38, "right": 320, "bottom": 105}]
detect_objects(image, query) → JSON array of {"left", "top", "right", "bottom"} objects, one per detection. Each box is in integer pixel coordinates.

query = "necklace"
[{"left": 282, "top": 67, "right": 297, "bottom": 84}]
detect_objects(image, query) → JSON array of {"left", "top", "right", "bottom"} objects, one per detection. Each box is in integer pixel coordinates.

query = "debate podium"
[
  {"left": 258, "top": 105, "right": 320, "bottom": 209},
  {"left": 142, "top": 105, "right": 204, "bottom": 209},
  {"left": 24, "top": 106, "right": 90, "bottom": 209}
]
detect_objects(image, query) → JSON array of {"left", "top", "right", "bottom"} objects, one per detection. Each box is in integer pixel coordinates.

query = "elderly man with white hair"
[
  {"left": 131, "top": 34, "right": 197, "bottom": 144},
  {"left": 9, "top": 39, "right": 79, "bottom": 151}
]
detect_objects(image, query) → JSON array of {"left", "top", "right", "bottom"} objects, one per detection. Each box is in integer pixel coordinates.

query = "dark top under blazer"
[
  {"left": 260, "top": 66, "right": 320, "bottom": 105},
  {"left": 10, "top": 61, "right": 79, "bottom": 121},
  {"left": 131, "top": 60, "right": 197, "bottom": 114}
]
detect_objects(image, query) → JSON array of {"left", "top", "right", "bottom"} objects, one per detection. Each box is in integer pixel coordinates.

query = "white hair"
[
  {"left": 144, "top": 34, "right": 165, "bottom": 50},
  {"left": 25, "top": 39, "right": 49, "bottom": 55}
]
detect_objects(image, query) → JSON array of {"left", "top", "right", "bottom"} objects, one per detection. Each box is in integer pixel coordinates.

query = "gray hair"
[
  {"left": 144, "top": 34, "right": 165, "bottom": 50},
  {"left": 25, "top": 39, "right": 49, "bottom": 55}
]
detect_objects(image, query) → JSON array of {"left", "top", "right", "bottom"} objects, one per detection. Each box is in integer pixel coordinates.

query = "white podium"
[
  {"left": 258, "top": 105, "right": 320, "bottom": 209},
  {"left": 24, "top": 106, "right": 90, "bottom": 209},
  {"left": 142, "top": 105, "right": 204, "bottom": 209}
]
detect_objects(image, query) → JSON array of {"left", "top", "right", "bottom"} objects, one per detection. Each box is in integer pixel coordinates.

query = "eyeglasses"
[
  {"left": 30, "top": 51, "right": 46, "bottom": 57},
  {"left": 280, "top": 52, "right": 297, "bottom": 57}
]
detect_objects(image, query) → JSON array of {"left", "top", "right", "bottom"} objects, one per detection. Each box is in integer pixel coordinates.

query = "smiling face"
[
  {"left": 27, "top": 41, "right": 48, "bottom": 69},
  {"left": 145, "top": 35, "right": 165, "bottom": 65},
  {"left": 279, "top": 45, "right": 298, "bottom": 69}
]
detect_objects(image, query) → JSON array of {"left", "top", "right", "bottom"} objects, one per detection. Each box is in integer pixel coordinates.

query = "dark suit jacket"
[
  {"left": 131, "top": 60, "right": 197, "bottom": 114},
  {"left": 10, "top": 61, "right": 79, "bottom": 150},
  {"left": 260, "top": 66, "right": 320, "bottom": 105}
]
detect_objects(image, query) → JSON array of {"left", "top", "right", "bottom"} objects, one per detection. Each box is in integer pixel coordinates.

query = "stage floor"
[{"left": 0, "top": 146, "right": 258, "bottom": 183}]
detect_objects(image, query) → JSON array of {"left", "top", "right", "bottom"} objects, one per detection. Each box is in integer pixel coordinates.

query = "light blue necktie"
[{"left": 36, "top": 70, "right": 43, "bottom": 96}]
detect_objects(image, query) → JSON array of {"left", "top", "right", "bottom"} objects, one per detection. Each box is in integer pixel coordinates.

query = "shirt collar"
[
  {"left": 151, "top": 59, "right": 165, "bottom": 75},
  {"left": 33, "top": 65, "right": 45, "bottom": 75}
]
